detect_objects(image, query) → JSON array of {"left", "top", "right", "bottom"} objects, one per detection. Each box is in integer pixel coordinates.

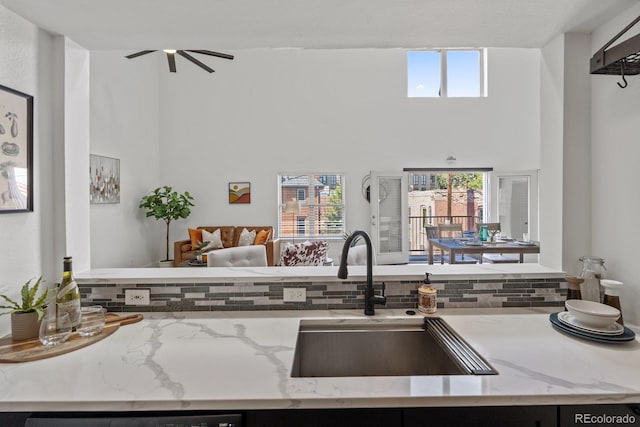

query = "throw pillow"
[
  {"left": 188, "top": 228, "right": 203, "bottom": 247},
  {"left": 254, "top": 229, "right": 271, "bottom": 245},
  {"left": 280, "top": 240, "right": 328, "bottom": 266},
  {"left": 238, "top": 228, "right": 257, "bottom": 246},
  {"left": 201, "top": 228, "right": 224, "bottom": 251}
]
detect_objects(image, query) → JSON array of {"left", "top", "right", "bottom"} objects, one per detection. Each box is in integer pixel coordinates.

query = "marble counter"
[
  {"left": 1, "top": 308, "right": 638, "bottom": 412},
  {"left": 76, "top": 263, "right": 564, "bottom": 284}
]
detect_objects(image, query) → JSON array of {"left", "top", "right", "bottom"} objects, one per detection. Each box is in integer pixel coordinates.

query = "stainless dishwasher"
[{"left": 24, "top": 413, "right": 242, "bottom": 426}]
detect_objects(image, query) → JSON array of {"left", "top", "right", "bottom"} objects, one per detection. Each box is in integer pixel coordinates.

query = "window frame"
[
  {"left": 408, "top": 48, "right": 487, "bottom": 98},
  {"left": 278, "top": 173, "right": 346, "bottom": 240}
]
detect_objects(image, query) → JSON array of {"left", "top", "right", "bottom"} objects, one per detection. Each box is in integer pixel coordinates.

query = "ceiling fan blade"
[
  {"left": 177, "top": 50, "right": 214, "bottom": 73},
  {"left": 125, "top": 50, "right": 157, "bottom": 59},
  {"left": 167, "top": 51, "right": 177, "bottom": 72},
  {"left": 186, "top": 50, "right": 234, "bottom": 60}
]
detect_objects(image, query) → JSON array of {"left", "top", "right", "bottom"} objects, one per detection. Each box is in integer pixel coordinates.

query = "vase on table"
[{"left": 11, "top": 311, "right": 40, "bottom": 341}]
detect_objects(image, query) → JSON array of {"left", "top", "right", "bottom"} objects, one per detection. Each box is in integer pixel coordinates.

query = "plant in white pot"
[
  {"left": 0, "top": 276, "right": 48, "bottom": 341},
  {"left": 139, "top": 186, "right": 195, "bottom": 267}
]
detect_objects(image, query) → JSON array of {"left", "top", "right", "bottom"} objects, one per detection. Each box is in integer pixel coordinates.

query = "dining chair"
[
  {"left": 437, "top": 223, "right": 463, "bottom": 239},
  {"left": 435, "top": 224, "right": 477, "bottom": 264},
  {"left": 425, "top": 226, "right": 442, "bottom": 262}
]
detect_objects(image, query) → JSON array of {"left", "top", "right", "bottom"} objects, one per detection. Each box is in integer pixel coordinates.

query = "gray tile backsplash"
[{"left": 79, "top": 276, "right": 567, "bottom": 312}]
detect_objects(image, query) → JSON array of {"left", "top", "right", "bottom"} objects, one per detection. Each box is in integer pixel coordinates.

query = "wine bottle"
[{"left": 57, "top": 256, "right": 81, "bottom": 330}]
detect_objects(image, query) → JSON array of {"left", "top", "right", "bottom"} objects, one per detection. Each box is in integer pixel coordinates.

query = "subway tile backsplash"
[{"left": 79, "top": 276, "right": 567, "bottom": 312}]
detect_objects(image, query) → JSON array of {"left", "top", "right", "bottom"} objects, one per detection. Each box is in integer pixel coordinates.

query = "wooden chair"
[
  {"left": 437, "top": 223, "right": 463, "bottom": 239},
  {"left": 436, "top": 224, "right": 477, "bottom": 264},
  {"left": 425, "top": 226, "right": 442, "bottom": 263}
]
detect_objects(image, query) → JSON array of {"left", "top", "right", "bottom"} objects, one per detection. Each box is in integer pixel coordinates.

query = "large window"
[
  {"left": 278, "top": 174, "right": 345, "bottom": 239},
  {"left": 407, "top": 49, "right": 487, "bottom": 98}
]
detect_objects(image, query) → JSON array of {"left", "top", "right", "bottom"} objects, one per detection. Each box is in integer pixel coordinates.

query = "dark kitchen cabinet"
[
  {"left": 404, "top": 406, "right": 557, "bottom": 427},
  {"left": 559, "top": 404, "right": 640, "bottom": 427},
  {"left": 246, "top": 408, "right": 402, "bottom": 427}
]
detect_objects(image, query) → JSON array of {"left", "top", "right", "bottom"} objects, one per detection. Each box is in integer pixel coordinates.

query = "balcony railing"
[{"left": 409, "top": 215, "right": 481, "bottom": 253}]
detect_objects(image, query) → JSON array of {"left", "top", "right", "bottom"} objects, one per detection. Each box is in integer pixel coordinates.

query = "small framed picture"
[
  {"left": 0, "top": 84, "right": 34, "bottom": 213},
  {"left": 229, "top": 182, "right": 250, "bottom": 204}
]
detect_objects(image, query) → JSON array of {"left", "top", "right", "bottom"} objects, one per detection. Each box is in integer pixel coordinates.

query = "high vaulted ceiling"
[{"left": 0, "top": 0, "right": 637, "bottom": 50}]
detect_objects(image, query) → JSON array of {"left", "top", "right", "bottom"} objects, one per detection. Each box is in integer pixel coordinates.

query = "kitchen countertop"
[
  {"left": 76, "top": 263, "right": 565, "bottom": 284},
  {"left": 1, "top": 308, "right": 638, "bottom": 412}
]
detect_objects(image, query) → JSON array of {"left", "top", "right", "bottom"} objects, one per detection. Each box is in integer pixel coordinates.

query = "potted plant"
[
  {"left": 0, "top": 276, "right": 49, "bottom": 341},
  {"left": 139, "top": 186, "right": 195, "bottom": 267}
]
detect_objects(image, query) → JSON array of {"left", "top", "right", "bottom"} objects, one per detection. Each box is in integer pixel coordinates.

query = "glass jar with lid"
[{"left": 578, "top": 256, "right": 606, "bottom": 303}]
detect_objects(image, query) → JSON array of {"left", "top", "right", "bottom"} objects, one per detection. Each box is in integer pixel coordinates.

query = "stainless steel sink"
[{"left": 290, "top": 317, "right": 497, "bottom": 378}]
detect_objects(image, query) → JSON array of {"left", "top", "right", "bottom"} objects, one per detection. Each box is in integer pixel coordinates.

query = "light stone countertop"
[
  {"left": 76, "top": 263, "right": 565, "bottom": 284},
  {"left": 1, "top": 307, "right": 638, "bottom": 412}
]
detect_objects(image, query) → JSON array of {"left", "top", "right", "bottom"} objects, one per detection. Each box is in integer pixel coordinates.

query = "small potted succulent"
[
  {"left": 139, "top": 186, "right": 195, "bottom": 267},
  {"left": 0, "top": 276, "right": 49, "bottom": 341}
]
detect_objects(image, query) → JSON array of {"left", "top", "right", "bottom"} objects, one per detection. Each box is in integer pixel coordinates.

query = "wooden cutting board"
[{"left": 0, "top": 313, "right": 143, "bottom": 363}]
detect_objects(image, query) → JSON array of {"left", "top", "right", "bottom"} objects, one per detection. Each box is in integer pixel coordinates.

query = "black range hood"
[{"left": 590, "top": 15, "right": 640, "bottom": 86}]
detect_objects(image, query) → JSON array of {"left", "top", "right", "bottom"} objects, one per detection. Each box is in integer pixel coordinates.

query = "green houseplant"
[
  {"left": 0, "top": 276, "right": 49, "bottom": 340},
  {"left": 139, "top": 186, "right": 195, "bottom": 265}
]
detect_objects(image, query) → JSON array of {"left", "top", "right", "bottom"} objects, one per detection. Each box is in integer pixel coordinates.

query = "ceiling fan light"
[{"left": 163, "top": 49, "right": 177, "bottom": 54}]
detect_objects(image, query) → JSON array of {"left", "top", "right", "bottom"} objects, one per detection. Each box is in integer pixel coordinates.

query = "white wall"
[
  {"left": 89, "top": 52, "right": 162, "bottom": 267},
  {"left": 539, "top": 35, "right": 565, "bottom": 270},
  {"left": 591, "top": 3, "right": 640, "bottom": 325},
  {"left": 0, "top": 5, "right": 55, "bottom": 335},
  {"left": 562, "top": 32, "right": 592, "bottom": 274},
  {"left": 63, "top": 37, "right": 91, "bottom": 272}
]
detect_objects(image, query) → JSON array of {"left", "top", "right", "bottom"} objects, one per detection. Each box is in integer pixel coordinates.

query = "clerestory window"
[{"left": 407, "top": 49, "right": 487, "bottom": 98}]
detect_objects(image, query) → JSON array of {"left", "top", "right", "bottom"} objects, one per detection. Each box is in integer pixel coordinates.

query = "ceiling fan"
[{"left": 125, "top": 49, "right": 234, "bottom": 73}]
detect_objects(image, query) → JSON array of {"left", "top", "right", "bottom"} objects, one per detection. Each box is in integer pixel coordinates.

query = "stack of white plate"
[
  {"left": 549, "top": 300, "right": 635, "bottom": 343},
  {"left": 565, "top": 299, "right": 620, "bottom": 329}
]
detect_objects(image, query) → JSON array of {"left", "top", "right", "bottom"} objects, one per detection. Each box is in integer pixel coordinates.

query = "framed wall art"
[
  {"left": 0, "top": 84, "right": 33, "bottom": 213},
  {"left": 229, "top": 182, "right": 250, "bottom": 204},
  {"left": 90, "top": 154, "right": 121, "bottom": 204}
]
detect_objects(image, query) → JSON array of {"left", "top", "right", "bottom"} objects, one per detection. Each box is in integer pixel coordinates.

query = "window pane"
[
  {"left": 279, "top": 174, "right": 345, "bottom": 239},
  {"left": 447, "top": 50, "right": 480, "bottom": 97},
  {"left": 408, "top": 171, "right": 485, "bottom": 255},
  {"left": 407, "top": 51, "right": 441, "bottom": 97}
]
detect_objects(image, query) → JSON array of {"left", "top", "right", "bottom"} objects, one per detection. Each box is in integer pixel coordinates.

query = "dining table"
[{"left": 427, "top": 238, "right": 540, "bottom": 264}]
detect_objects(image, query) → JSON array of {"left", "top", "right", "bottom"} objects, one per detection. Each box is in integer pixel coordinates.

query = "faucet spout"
[{"left": 338, "top": 230, "right": 386, "bottom": 315}]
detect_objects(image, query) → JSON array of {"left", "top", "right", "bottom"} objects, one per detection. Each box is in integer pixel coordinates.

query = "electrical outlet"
[
  {"left": 125, "top": 289, "right": 150, "bottom": 305},
  {"left": 283, "top": 287, "right": 306, "bottom": 302}
]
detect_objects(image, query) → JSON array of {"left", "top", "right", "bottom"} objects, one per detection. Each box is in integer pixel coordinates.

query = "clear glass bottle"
[
  {"left": 56, "top": 256, "right": 81, "bottom": 330},
  {"left": 578, "top": 256, "right": 606, "bottom": 303}
]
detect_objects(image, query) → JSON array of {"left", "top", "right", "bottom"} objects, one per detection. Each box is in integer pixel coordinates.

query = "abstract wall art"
[
  {"left": 90, "top": 154, "right": 120, "bottom": 204},
  {"left": 229, "top": 182, "right": 250, "bottom": 204}
]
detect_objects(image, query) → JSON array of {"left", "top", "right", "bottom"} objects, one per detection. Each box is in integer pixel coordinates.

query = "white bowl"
[{"left": 565, "top": 299, "right": 620, "bottom": 328}]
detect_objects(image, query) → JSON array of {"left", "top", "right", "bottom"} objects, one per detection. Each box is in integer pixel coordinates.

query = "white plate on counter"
[
  {"left": 557, "top": 311, "right": 623, "bottom": 336},
  {"left": 549, "top": 313, "right": 635, "bottom": 344}
]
